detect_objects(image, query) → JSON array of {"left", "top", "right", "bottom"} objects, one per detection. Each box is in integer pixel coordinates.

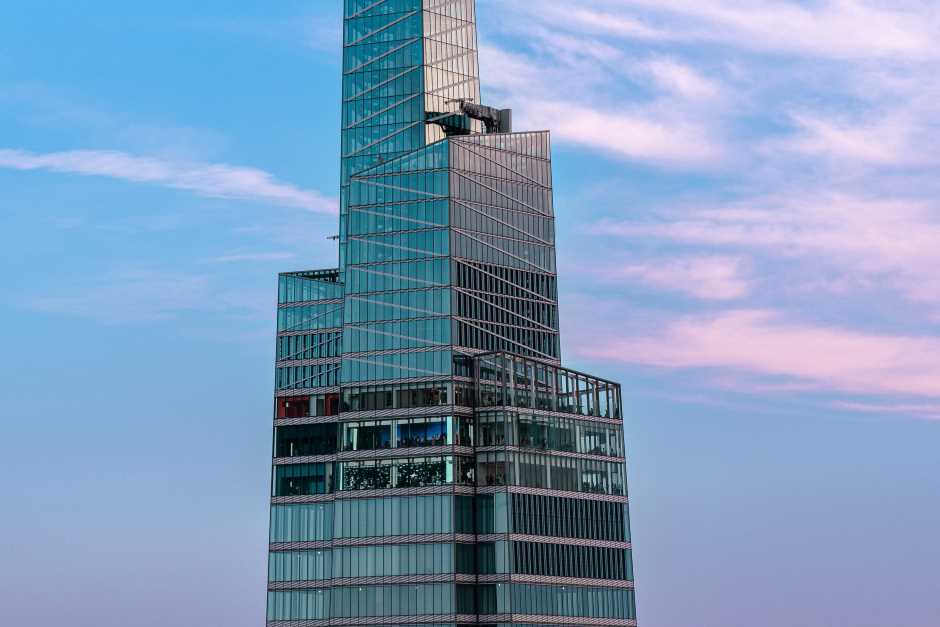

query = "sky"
[{"left": 1, "top": 1, "right": 939, "bottom": 626}]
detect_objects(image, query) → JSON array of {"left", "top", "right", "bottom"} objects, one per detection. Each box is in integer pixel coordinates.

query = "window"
[
  {"left": 276, "top": 394, "right": 340, "bottom": 419},
  {"left": 274, "top": 463, "right": 332, "bottom": 496},
  {"left": 275, "top": 424, "right": 338, "bottom": 457}
]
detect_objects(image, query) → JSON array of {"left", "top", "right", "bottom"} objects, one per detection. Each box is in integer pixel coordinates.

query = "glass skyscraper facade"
[{"left": 267, "top": 1, "right": 636, "bottom": 625}]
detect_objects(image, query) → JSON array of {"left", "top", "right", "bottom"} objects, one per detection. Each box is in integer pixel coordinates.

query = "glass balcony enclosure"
[
  {"left": 341, "top": 415, "right": 474, "bottom": 451},
  {"left": 475, "top": 352, "right": 623, "bottom": 419}
]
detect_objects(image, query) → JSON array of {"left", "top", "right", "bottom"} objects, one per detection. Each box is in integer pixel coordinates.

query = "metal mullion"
[
  {"left": 452, "top": 170, "right": 548, "bottom": 216},
  {"left": 345, "top": 38, "right": 420, "bottom": 75},
  {"left": 348, "top": 265, "right": 448, "bottom": 289},
  {"left": 455, "top": 134, "right": 552, "bottom": 164},
  {"left": 345, "top": 322, "right": 449, "bottom": 348},
  {"left": 280, "top": 332, "right": 342, "bottom": 361},
  {"left": 453, "top": 228, "right": 553, "bottom": 274},
  {"left": 452, "top": 198, "right": 553, "bottom": 246},
  {"left": 454, "top": 259, "right": 555, "bottom": 302},
  {"left": 424, "top": 46, "right": 477, "bottom": 70},
  {"left": 348, "top": 295, "right": 444, "bottom": 318},
  {"left": 344, "top": 93, "right": 420, "bottom": 130},
  {"left": 352, "top": 176, "right": 438, "bottom": 197},
  {"left": 455, "top": 315, "right": 559, "bottom": 337},
  {"left": 346, "top": 0, "right": 393, "bottom": 20},
  {"left": 459, "top": 286, "right": 553, "bottom": 307},
  {"left": 344, "top": 66, "right": 416, "bottom": 102},
  {"left": 456, "top": 142, "right": 547, "bottom": 187},
  {"left": 348, "top": 234, "right": 442, "bottom": 258},
  {"left": 455, "top": 288, "right": 556, "bottom": 332},
  {"left": 425, "top": 75, "right": 478, "bottom": 97},
  {"left": 455, "top": 318, "right": 556, "bottom": 360},
  {"left": 347, "top": 10, "right": 420, "bottom": 48},
  {"left": 350, "top": 206, "right": 444, "bottom": 230},
  {"left": 343, "top": 355, "right": 446, "bottom": 378},
  {"left": 343, "top": 119, "right": 424, "bottom": 158},
  {"left": 280, "top": 306, "right": 344, "bottom": 333}
]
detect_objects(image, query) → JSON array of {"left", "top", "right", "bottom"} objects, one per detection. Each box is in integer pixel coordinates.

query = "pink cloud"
[
  {"left": 831, "top": 401, "right": 940, "bottom": 422},
  {"left": 519, "top": 0, "right": 938, "bottom": 60},
  {"left": 587, "top": 255, "right": 750, "bottom": 300},
  {"left": 587, "top": 193, "right": 940, "bottom": 308},
  {"left": 570, "top": 309, "right": 940, "bottom": 398}
]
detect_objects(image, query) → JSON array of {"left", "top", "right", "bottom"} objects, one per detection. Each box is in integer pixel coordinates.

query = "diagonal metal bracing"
[
  {"left": 344, "top": 66, "right": 419, "bottom": 103},
  {"left": 452, "top": 170, "right": 550, "bottom": 216},
  {"left": 350, "top": 177, "right": 440, "bottom": 199},
  {"left": 278, "top": 333, "right": 343, "bottom": 361},
  {"left": 456, "top": 317, "right": 557, "bottom": 360},
  {"left": 455, "top": 141, "right": 548, "bottom": 187},
  {"left": 346, "top": 324, "right": 449, "bottom": 348},
  {"left": 347, "top": 234, "right": 444, "bottom": 259},
  {"left": 427, "top": 75, "right": 479, "bottom": 97},
  {"left": 347, "top": 0, "right": 393, "bottom": 20},
  {"left": 350, "top": 206, "right": 445, "bottom": 229},
  {"left": 346, "top": 10, "right": 420, "bottom": 48},
  {"left": 342, "top": 356, "right": 447, "bottom": 378},
  {"left": 343, "top": 93, "right": 421, "bottom": 130},
  {"left": 347, "top": 294, "right": 446, "bottom": 318},
  {"left": 452, "top": 198, "right": 553, "bottom": 246},
  {"left": 344, "top": 38, "right": 420, "bottom": 75},
  {"left": 453, "top": 228, "right": 554, "bottom": 274},
  {"left": 279, "top": 363, "right": 342, "bottom": 389},
  {"left": 348, "top": 265, "right": 448, "bottom": 289},
  {"left": 455, "top": 287, "right": 557, "bottom": 332},
  {"left": 280, "top": 306, "right": 344, "bottom": 333},
  {"left": 343, "top": 121, "right": 425, "bottom": 159},
  {"left": 454, "top": 259, "right": 556, "bottom": 303}
]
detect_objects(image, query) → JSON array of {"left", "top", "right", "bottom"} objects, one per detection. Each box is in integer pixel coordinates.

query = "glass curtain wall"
[{"left": 268, "top": 1, "right": 637, "bottom": 625}]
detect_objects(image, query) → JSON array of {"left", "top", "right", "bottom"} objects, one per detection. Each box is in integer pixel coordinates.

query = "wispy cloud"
[
  {"left": 477, "top": 0, "right": 940, "bottom": 421},
  {"left": 515, "top": 0, "right": 940, "bottom": 60},
  {"left": 478, "top": 44, "right": 727, "bottom": 167},
  {"left": 832, "top": 401, "right": 940, "bottom": 422},
  {"left": 571, "top": 308, "right": 940, "bottom": 398},
  {"left": 525, "top": 100, "right": 724, "bottom": 166},
  {"left": 770, "top": 111, "right": 922, "bottom": 166},
  {"left": 587, "top": 255, "right": 750, "bottom": 300},
  {"left": 587, "top": 192, "right": 940, "bottom": 309},
  {"left": 24, "top": 269, "right": 271, "bottom": 324},
  {"left": 26, "top": 271, "right": 212, "bottom": 324},
  {"left": 640, "top": 57, "right": 722, "bottom": 101},
  {"left": 0, "top": 148, "right": 337, "bottom": 213},
  {"left": 208, "top": 252, "right": 296, "bottom": 264}
]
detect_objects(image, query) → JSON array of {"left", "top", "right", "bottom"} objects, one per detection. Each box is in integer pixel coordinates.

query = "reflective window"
[
  {"left": 334, "top": 495, "right": 454, "bottom": 538},
  {"left": 511, "top": 494, "right": 629, "bottom": 542},
  {"left": 510, "top": 584, "right": 636, "bottom": 620},
  {"left": 513, "top": 542, "right": 633, "bottom": 580},
  {"left": 338, "top": 455, "right": 474, "bottom": 490},
  {"left": 341, "top": 416, "right": 472, "bottom": 451},
  {"left": 274, "top": 424, "right": 338, "bottom": 457},
  {"left": 270, "top": 503, "right": 333, "bottom": 542},
  {"left": 273, "top": 463, "right": 332, "bottom": 497}
]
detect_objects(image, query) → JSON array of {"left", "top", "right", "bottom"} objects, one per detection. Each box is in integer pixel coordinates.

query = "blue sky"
[{"left": 1, "top": 1, "right": 939, "bottom": 626}]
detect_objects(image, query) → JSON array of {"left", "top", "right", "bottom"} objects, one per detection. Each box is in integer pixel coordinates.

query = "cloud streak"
[
  {"left": 24, "top": 269, "right": 271, "bottom": 324},
  {"left": 587, "top": 192, "right": 940, "bottom": 309},
  {"left": 587, "top": 256, "right": 750, "bottom": 300},
  {"left": 0, "top": 148, "right": 337, "bottom": 214},
  {"left": 208, "top": 252, "right": 296, "bottom": 264},
  {"left": 514, "top": 0, "right": 940, "bottom": 60},
  {"left": 572, "top": 308, "right": 940, "bottom": 399}
]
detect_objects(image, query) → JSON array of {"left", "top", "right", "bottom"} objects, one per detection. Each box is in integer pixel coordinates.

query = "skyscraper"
[{"left": 267, "top": 2, "right": 636, "bottom": 625}]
